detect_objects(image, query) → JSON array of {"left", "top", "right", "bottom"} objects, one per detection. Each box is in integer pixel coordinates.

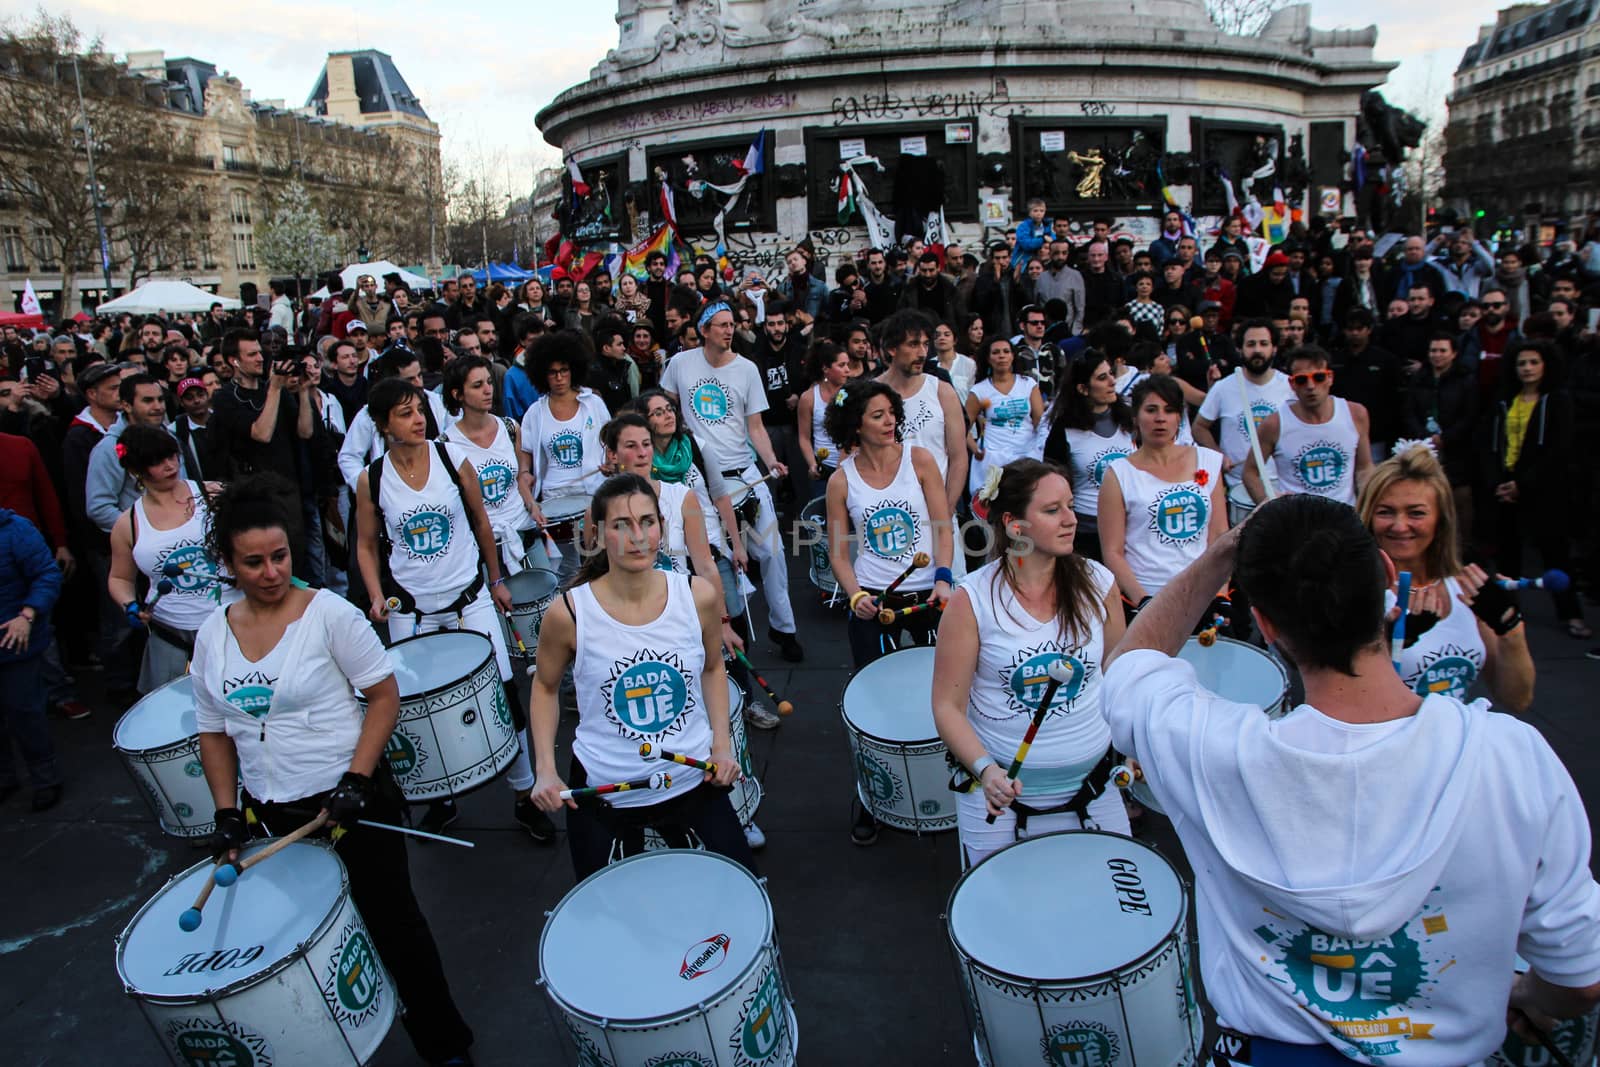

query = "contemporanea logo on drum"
[{"left": 679, "top": 932, "right": 731, "bottom": 980}]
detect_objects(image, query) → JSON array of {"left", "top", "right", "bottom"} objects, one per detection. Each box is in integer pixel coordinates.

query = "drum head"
[
  {"left": 1177, "top": 636, "right": 1287, "bottom": 711},
  {"left": 387, "top": 631, "right": 494, "bottom": 698},
  {"left": 542, "top": 494, "right": 591, "bottom": 522},
  {"left": 114, "top": 676, "right": 197, "bottom": 751},
  {"left": 841, "top": 647, "right": 937, "bottom": 742},
  {"left": 541, "top": 851, "right": 771, "bottom": 1021},
  {"left": 949, "top": 831, "right": 1184, "bottom": 981},
  {"left": 507, "top": 567, "right": 558, "bottom": 605},
  {"left": 117, "top": 842, "right": 344, "bottom": 998}
]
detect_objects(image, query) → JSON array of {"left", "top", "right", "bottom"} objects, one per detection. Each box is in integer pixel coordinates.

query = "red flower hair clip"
[
  {"left": 115, "top": 442, "right": 127, "bottom": 460},
  {"left": 1194, "top": 468, "right": 1209, "bottom": 487}
]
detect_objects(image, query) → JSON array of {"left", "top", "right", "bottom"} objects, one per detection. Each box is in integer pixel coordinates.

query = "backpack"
[{"left": 366, "top": 441, "right": 481, "bottom": 618}]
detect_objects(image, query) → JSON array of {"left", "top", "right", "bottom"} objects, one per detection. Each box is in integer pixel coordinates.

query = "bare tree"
[{"left": 1205, "top": 0, "right": 1288, "bottom": 36}]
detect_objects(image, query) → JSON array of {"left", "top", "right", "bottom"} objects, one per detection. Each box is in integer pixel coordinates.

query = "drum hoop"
[
  {"left": 116, "top": 840, "right": 352, "bottom": 1001},
  {"left": 944, "top": 830, "right": 1188, "bottom": 986},
  {"left": 541, "top": 495, "right": 592, "bottom": 523},
  {"left": 538, "top": 851, "right": 776, "bottom": 1026},
  {"left": 378, "top": 631, "right": 496, "bottom": 703},
  {"left": 112, "top": 675, "right": 196, "bottom": 752},
  {"left": 1189, "top": 635, "right": 1289, "bottom": 713},
  {"left": 113, "top": 733, "right": 199, "bottom": 761},
  {"left": 837, "top": 702, "right": 944, "bottom": 751}
]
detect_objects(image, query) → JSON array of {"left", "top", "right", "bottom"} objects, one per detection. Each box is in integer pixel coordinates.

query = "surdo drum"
[
  {"left": 540, "top": 851, "right": 798, "bottom": 1066},
  {"left": 840, "top": 646, "right": 957, "bottom": 834},
  {"left": 1128, "top": 637, "right": 1289, "bottom": 817},
  {"left": 501, "top": 566, "right": 560, "bottom": 667},
  {"left": 114, "top": 676, "right": 221, "bottom": 839},
  {"left": 726, "top": 676, "right": 762, "bottom": 829},
  {"left": 361, "top": 630, "right": 519, "bottom": 802},
  {"left": 947, "top": 831, "right": 1201, "bottom": 1067},
  {"left": 798, "top": 495, "right": 860, "bottom": 599},
  {"left": 116, "top": 841, "right": 395, "bottom": 1065}
]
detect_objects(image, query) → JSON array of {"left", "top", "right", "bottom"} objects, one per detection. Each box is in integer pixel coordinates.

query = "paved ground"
[{"left": 4, "top": 547, "right": 1599, "bottom": 1065}]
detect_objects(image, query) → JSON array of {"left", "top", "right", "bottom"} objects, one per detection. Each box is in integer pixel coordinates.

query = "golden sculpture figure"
[{"left": 1067, "top": 148, "right": 1106, "bottom": 199}]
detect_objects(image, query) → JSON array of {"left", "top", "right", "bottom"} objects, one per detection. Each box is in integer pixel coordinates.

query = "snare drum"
[
  {"left": 501, "top": 567, "right": 560, "bottom": 666},
  {"left": 1128, "top": 636, "right": 1288, "bottom": 817},
  {"left": 840, "top": 646, "right": 956, "bottom": 834},
  {"left": 116, "top": 841, "right": 395, "bottom": 1065},
  {"left": 947, "top": 831, "right": 1201, "bottom": 1067},
  {"left": 726, "top": 676, "right": 762, "bottom": 828},
  {"left": 540, "top": 492, "right": 592, "bottom": 542},
  {"left": 541, "top": 850, "right": 798, "bottom": 1066},
  {"left": 362, "top": 631, "right": 519, "bottom": 801},
  {"left": 114, "top": 676, "right": 218, "bottom": 838}
]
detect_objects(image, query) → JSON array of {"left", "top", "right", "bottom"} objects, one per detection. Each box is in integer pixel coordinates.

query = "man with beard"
[
  {"left": 899, "top": 251, "right": 960, "bottom": 323},
  {"left": 1080, "top": 240, "right": 1123, "bottom": 329},
  {"left": 1032, "top": 238, "right": 1085, "bottom": 335},
  {"left": 197, "top": 302, "right": 231, "bottom": 345},
  {"left": 1493, "top": 247, "right": 1546, "bottom": 329},
  {"left": 445, "top": 271, "right": 484, "bottom": 331},
  {"left": 1460, "top": 285, "right": 1522, "bottom": 400},
  {"left": 642, "top": 251, "right": 672, "bottom": 338},
  {"left": 861, "top": 248, "right": 903, "bottom": 324},
  {"left": 134, "top": 317, "right": 166, "bottom": 372},
  {"left": 1195, "top": 319, "right": 1293, "bottom": 524},
  {"left": 875, "top": 309, "right": 967, "bottom": 519},
  {"left": 1330, "top": 307, "right": 1401, "bottom": 459}
]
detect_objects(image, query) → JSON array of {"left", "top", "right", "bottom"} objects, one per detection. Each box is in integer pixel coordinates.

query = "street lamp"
[{"left": 70, "top": 55, "right": 114, "bottom": 300}]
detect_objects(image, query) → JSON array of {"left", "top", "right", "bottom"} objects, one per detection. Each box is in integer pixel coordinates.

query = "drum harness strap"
[
  {"left": 947, "top": 744, "right": 1121, "bottom": 839},
  {"left": 368, "top": 442, "right": 484, "bottom": 628}
]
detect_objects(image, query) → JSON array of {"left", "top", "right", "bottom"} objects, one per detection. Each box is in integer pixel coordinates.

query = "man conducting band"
[{"left": 1103, "top": 494, "right": 1600, "bottom": 1064}]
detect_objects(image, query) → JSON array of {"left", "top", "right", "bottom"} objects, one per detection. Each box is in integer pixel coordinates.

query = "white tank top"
[
  {"left": 1063, "top": 425, "right": 1134, "bottom": 519},
  {"left": 442, "top": 418, "right": 530, "bottom": 537},
  {"left": 963, "top": 559, "right": 1116, "bottom": 791},
  {"left": 132, "top": 482, "right": 221, "bottom": 630},
  {"left": 1271, "top": 395, "right": 1360, "bottom": 505},
  {"left": 377, "top": 446, "right": 481, "bottom": 613},
  {"left": 971, "top": 376, "right": 1039, "bottom": 468},
  {"left": 1110, "top": 446, "right": 1223, "bottom": 596},
  {"left": 843, "top": 448, "right": 936, "bottom": 593},
  {"left": 898, "top": 374, "right": 947, "bottom": 474},
  {"left": 570, "top": 573, "right": 709, "bottom": 808},
  {"left": 654, "top": 480, "right": 692, "bottom": 575},
  {"left": 811, "top": 384, "right": 839, "bottom": 466},
  {"left": 1397, "top": 577, "right": 1486, "bottom": 701}
]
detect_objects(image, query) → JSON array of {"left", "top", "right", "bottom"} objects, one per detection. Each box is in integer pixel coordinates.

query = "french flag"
[
  {"left": 567, "top": 158, "right": 590, "bottom": 197},
  {"left": 732, "top": 130, "right": 766, "bottom": 177}
]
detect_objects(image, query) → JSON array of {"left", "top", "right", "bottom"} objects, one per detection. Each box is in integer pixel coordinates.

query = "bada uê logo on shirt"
[{"left": 690, "top": 379, "right": 732, "bottom": 422}]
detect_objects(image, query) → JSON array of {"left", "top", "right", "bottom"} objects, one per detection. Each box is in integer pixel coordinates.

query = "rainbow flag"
[{"left": 621, "top": 224, "right": 688, "bottom": 281}]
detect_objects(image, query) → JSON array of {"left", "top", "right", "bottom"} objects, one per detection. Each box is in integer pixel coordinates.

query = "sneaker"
[
  {"left": 51, "top": 700, "right": 91, "bottom": 721},
  {"left": 513, "top": 795, "right": 557, "bottom": 844},
  {"left": 767, "top": 627, "right": 804, "bottom": 663},
  {"left": 851, "top": 800, "right": 878, "bottom": 846},
  {"left": 31, "top": 784, "right": 62, "bottom": 812},
  {"left": 1587, "top": 646, "right": 1600, "bottom": 661},
  {"left": 744, "top": 822, "right": 766, "bottom": 850},
  {"left": 744, "top": 700, "right": 782, "bottom": 731},
  {"left": 418, "top": 800, "right": 459, "bottom": 836}
]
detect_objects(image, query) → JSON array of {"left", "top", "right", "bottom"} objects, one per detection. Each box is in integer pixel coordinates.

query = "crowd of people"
[{"left": 6, "top": 207, "right": 1600, "bottom": 1064}]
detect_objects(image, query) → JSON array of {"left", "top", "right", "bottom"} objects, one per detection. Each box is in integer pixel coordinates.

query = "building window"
[
  {"left": 804, "top": 126, "right": 980, "bottom": 229},
  {"left": 200, "top": 235, "right": 217, "bottom": 270},
  {"left": 232, "top": 232, "right": 255, "bottom": 271},
  {"left": 31, "top": 226, "right": 57, "bottom": 271},
  {"left": 1, "top": 226, "right": 24, "bottom": 271},
  {"left": 230, "top": 190, "right": 252, "bottom": 225},
  {"left": 646, "top": 138, "right": 774, "bottom": 235},
  {"left": 1012, "top": 118, "right": 1168, "bottom": 215},
  {"left": 222, "top": 144, "right": 241, "bottom": 171}
]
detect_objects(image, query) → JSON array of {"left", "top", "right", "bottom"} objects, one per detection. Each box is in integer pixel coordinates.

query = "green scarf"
[{"left": 653, "top": 433, "right": 694, "bottom": 483}]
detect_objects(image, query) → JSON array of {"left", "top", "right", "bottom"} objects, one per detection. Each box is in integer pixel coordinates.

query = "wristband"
[
  {"left": 971, "top": 755, "right": 997, "bottom": 780},
  {"left": 934, "top": 567, "right": 954, "bottom": 586},
  {"left": 849, "top": 591, "right": 871, "bottom": 610},
  {"left": 721, "top": 615, "right": 733, "bottom": 624},
  {"left": 491, "top": 577, "right": 507, "bottom": 588}
]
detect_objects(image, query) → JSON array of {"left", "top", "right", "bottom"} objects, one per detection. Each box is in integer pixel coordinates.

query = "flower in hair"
[
  {"left": 1392, "top": 437, "right": 1438, "bottom": 459},
  {"left": 834, "top": 387, "right": 848, "bottom": 407},
  {"left": 976, "top": 465, "right": 1003, "bottom": 504},
  {"left": 115, "top": 442, "right": 127, "bottom": 459}
]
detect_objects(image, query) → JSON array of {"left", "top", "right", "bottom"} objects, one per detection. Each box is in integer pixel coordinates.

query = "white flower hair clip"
[
  {"left": 976, "top": 465, "right": 1003, "bottom": 504},
  {"left": 1391, "top": 437, "right": 1438, "bottom": 459}
]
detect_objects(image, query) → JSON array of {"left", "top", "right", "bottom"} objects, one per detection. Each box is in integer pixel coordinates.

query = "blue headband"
[{"left": 698, "top": 301, "right": 731, "bottom": 330}]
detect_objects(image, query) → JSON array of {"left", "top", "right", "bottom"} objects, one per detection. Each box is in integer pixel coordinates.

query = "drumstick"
[
  {"left": 880, "top": 551, "right": 932, "bottom": 602},
  {"left": 177, "top": 861, "right": 230, "bottom": 931},
  {"left": 877, "top": 600, "right": 944, "bottom": 625},
  {"left": 1496, "top": 569, "right": 1570, "bottom": 592},
  {"left": 732, "top": 470, "right": 782, "bottom": 492},
  {"left": 503, "top": 615, "right": 537, "bottom": 676},
  {"left": 732, "top": 649, "right": 793, "bottom": 715},
  {"left": 1390, "top": 571, "right": 1412, "bottom": 673},
  {"left": 213, "top": 813, "right": 328, "bottom": 886},
  {"left": 986, "top": 660, "right": 1076, "bottom": 824},
  {"left": 815, "top": 447, "right": 831, "bottom": 461},
  {"left": 560, "top": 772, "right": 671, "bottom": 800},
  {"left": 1196, "top": 613, "right": 1228, "bottom": 647},
  {"left": 1510, "top": 1008, "right": 1575, "bottom": 1067},
  {"left": 1109, "top": 763, "right": 1144, "bottom": 789},
  {"left": 358, "top": 819, "right": 475, "bottom": 848},
  {"left": 638, "top": 742, "right": 717, "bottom": 775}
]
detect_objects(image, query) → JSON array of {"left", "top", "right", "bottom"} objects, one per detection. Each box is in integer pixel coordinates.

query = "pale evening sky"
[{"left": 3, "top": 0, "right": 1491, "bottom": 191}]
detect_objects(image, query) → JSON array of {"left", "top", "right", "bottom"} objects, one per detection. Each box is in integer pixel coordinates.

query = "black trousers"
[
  {"left": 242, "top": 770, "right": 473, "bottom": 1063},
  {"left": 845, "top": 587, "right": 940, "bottom": 669},
  {"left": 565, "top": 755, "right": 757, "bottom": 882},
  {"left": 1495, "top": 497, "right": 1583, "bottom": 621}
]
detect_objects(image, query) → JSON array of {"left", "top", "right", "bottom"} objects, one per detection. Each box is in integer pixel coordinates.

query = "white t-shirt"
[
  {"left": 1063, "top": 424, "right": 1134, "bottom": 519},
  {"left": 1103, "top": 648, "right": 1600, "bottom": 1063},
  {"left": 131, "top": 483, "right": 222, "bottom": 631},
  {"left": 518, "top": 391, "right": 610, "bottom": 500},
  {"left": 897, "top": 374, "right": 948, "bottom": 475},
  {"left": 377, "top": 444, "right": 480, "bottom": 612},
  {"left": 661, "top": 347, "right": 766, "bottom": 473},
  {"left": 193, "top": 591, "right": 394, "bottom": 803},
  {"left": 1197, "top": 368, "right": 1293, "bottom": 500},
  {"left": 337, "top": 393, "right": 454, "bottom": 491},
  {"left": 842, "top": 448, "right": 936, "bottom": 593}
]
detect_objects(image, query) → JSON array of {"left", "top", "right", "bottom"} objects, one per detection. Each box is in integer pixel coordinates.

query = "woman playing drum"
[
  {"left": 354, "top": 376, "right": 553, "bottom": 841},
  {"left": 1099, "top": 376, "right": 1228, "bottom": 617},
  {"left": 1040, "top": 353, "right": 1135, "bottom": 563},
  {"left": 933, "top": 459, "right": 1130, "bottom": 866},
  {"left": 191, "top": 476, "right": 475, "bottom": 1066},
  {"left": 528, "top": 473, "right": 750, "bottom": 879},
  {"left": 106, "top": 424, "right": 225, "bottom": 692},
  {"left": 439, "top": 355, "right": 535, "bottom": 576},
  {"left": 1359, "top": 443, "right": 1535, "bottom": 711}
]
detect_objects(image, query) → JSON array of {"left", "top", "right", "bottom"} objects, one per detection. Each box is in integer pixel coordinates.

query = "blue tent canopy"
[{"left": 472, "top": 262, "right": 534, "bottom": 285}]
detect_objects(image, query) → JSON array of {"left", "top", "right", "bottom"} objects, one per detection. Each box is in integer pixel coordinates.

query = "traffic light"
[{"left": 1475, "top": 209, "right": 1486, "bottom": 218}]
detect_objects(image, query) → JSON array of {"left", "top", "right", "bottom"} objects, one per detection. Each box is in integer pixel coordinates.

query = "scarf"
[{"left": 653, "top": 433, "right": 694, "bottom": 483}]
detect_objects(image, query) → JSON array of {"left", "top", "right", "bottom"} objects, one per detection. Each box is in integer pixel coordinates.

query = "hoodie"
[{"left": 1104, "top": 649, "right": 1600, "bottom": 1063}]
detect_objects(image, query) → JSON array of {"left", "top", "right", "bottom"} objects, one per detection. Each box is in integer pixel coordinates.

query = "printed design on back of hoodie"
[{"left": 1254, "top": 889, "right": 1451, "bottom": 1056}]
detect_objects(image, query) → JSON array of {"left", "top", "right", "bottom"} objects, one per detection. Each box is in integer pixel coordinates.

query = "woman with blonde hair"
[{"left": 1358, "top": 443, "right": 1534, "bottom": 711}]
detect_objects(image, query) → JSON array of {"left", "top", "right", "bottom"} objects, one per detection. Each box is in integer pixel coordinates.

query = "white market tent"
[
  {"left": 334, "top": 261, "right": 431, "bottom": 291},
  {"left": 97, "top": 280, "right": 242, "bottom": 315}
]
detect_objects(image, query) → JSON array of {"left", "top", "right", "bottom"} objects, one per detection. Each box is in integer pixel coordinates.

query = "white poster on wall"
[
  {"left": 1040, "top": 130, "right": 1066, "bottom": 153},
  {"left": 899, "top": 135, "right": 927, "bottom": 156},
  {"left": 840, "top": 137, "right": 867, "bottom": 160}
]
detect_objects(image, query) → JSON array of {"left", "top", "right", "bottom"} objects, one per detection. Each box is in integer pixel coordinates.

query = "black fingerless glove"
[
  {"left": 1470, "top": 581, "right": 1524, "bottom": 636},
  {"left": 1209, "top": 596, "right": 1233, "bottom": 628},
  {"left": 325, "top": 772, "right": 373, "bottom": 828},
  {"left": 212, "top": 806, "right": 248, "bottom": 860}
]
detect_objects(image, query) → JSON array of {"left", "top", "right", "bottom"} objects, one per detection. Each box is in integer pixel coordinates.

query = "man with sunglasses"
[
  {"left": 1242, "top": 345, "right": 1371, "bottom": 507},
  {"left": 1460, "top": 286, "right": 1523, "bottom": 400},
  {"left": 1012, "top": 304, "right": 1060, "bottom": 394}
]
